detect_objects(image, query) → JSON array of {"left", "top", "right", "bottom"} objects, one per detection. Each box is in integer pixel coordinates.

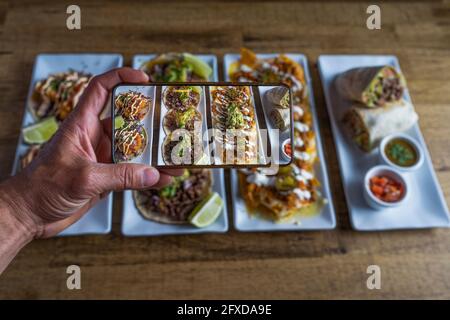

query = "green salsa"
[{"left": 385, "top": 138, "right": 417, "bottom": 167}]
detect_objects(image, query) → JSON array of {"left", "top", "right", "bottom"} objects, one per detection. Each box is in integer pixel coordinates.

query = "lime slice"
[
  {"left": 183, "top": 53, "right": 212, "bottom": 80},
  {"left": 188, "top": 192, "right": 223, "bottom": 228},
  {"left": 114, "top": 115, "right": 124, "bottom": 129},
  {"left": 22, "top": 117, "right": 58, "bottom": 144},
  {"left": 195, "top": 153, "right": 209, "bottom": 165}
]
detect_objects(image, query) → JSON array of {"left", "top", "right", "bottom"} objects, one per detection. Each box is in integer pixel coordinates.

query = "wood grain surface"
[{"left": 0, "top": 0, "right": 449, "bottom": 299}]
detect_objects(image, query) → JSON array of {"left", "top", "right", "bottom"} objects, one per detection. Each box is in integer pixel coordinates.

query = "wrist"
[
  {"left": 0, "top": 174, "right": 44, "bottom": 240},
  {"left": 0, "top": 175, "right": 42, "bottom": 273}
]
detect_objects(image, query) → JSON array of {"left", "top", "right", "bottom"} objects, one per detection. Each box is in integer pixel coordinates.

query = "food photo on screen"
[{"left": 0, "top": 0, "right": 449, "bottom": 308}]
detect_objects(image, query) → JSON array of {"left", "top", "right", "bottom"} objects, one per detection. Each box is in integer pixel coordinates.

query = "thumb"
[{"left": 91, "top": 163, "right": 160, "bottom": 192}]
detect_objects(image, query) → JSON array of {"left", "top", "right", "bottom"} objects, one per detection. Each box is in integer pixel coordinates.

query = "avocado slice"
[{"left": 183, "top": 53, "right": 212, "bottom": 80}]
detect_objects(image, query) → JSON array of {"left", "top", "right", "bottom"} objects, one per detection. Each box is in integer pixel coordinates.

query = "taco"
[
  {"left": 20, "top": 144, "right": 42, "bottom": 170},
  {"left": 163, "top": 107, "right": 202, "bottom": 133},
  {"left": 114, "top": 90, "right": 151, "bottom": 121},
  {"left": 162, "top": 130, "right": 204, "bottom": 165},
  {"left": 163, "top": 86, "right": 201, "bottom": 111},
  {"left": 140, "top": 53, "right": 212, "bottom": 82},
  {"left": 31, "top": 71, "right": 91, "bottom": 122},
  {"left": 114, "top": 121, "right": 148, "bottom": 162},
  {"left": 133, "top": 169, "right": 213, "bottom": 224}
]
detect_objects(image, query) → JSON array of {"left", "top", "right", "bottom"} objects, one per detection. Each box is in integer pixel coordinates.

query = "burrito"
[
  {"left": 264, "top": 86, "right": 290, "bottom": 108},
  {"left": 342, "top": 100, "right": 418, "bottom": 151},
  {"left": 268, "top": 107, "right": 290, "bottom": 131},
  {"left": 336, "top": 66, "right": 405, "bottom": 108}
]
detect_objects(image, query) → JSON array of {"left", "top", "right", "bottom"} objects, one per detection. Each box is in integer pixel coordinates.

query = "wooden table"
[{"left": 0, "top": 0, "right": 449, "bottom": 299}]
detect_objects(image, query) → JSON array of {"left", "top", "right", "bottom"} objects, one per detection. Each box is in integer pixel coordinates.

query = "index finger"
[{"left": 76, "top": 67, "right": 149, "bottom": 117}]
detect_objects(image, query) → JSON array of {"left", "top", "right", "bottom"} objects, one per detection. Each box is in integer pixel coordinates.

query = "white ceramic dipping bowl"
[
  {"left": 363, "top": 165, "right": 408, "bottom": 210},
  {"left": 379, "top": 133, "right": 424, "bottom": 172}
]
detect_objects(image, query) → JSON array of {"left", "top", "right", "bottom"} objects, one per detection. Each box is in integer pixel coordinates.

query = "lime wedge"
[
  {"left": 114, "top": 115, "right": 124, "bottom": 129},
  {"left": 195, "top": 153, "right": 209, "bottom": 165},
  {"left": 183, "top": 53, "right": 212, "bottom": 80},
  {"left": 22, "top": 117, "right": 58, "bottom": 144},
  {"left": 188, "top": 192, "right": 223, "bottom": 228}
]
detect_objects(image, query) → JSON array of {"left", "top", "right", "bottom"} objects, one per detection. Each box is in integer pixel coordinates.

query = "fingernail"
[{"left": 142, "top": 168, "right": 159, "bottom": 186}]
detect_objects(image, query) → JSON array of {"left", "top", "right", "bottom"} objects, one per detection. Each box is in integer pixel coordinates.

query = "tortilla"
[
  {"left": 342, "top": 99, "right": 418, "bottom": 151},
  {"left": 335, "top": 66, "right": 405, "bottom": 108},
  {"left": 133, "top": 169, "right": 213, "bottom": 224}
]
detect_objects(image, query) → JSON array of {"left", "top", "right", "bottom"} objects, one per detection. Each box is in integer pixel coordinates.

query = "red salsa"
[
  {"left": 284, "top": 142, "right": 292, "bottom": 157},
  {"left": 369, "top": 175, "right": 404, "bottom": 203}
]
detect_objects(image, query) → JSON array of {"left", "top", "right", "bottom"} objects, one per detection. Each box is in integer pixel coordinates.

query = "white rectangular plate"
[
  {"left": 318, "top": 54, "right": 450, "bottom": 231},
  {"left": 113, "top": 85, "right": 155, "bottom": 165},
  {"left": 12, "top": 53, "right": 123, "bottom": 235},
  {"left": 121, "top": 54, "right": 228, "bottom": 236},
  {"left": 209, "top": 85, "right": 269, "bottom": 166},
  {"left": 157, "top": 85, "right": 212, "bottom": 166},
  {"left": 121, "top": 169, "right": 228, "bottom": 236},
  {"left": 224, "top": 53, "right": 336, "bottom": 231}
]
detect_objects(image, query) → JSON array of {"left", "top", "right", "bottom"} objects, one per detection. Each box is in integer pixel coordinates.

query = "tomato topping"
[
  {"left": 284, "top": 142, "right": 292, "bottom": 157},
  {"left": 369, "top": 175, "right": 404, "bottom": 203}
]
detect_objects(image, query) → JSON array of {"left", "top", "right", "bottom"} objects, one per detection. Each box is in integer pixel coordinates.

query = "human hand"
[{"left": 0, "top": 67, "right": 179, "bottom": 239}]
